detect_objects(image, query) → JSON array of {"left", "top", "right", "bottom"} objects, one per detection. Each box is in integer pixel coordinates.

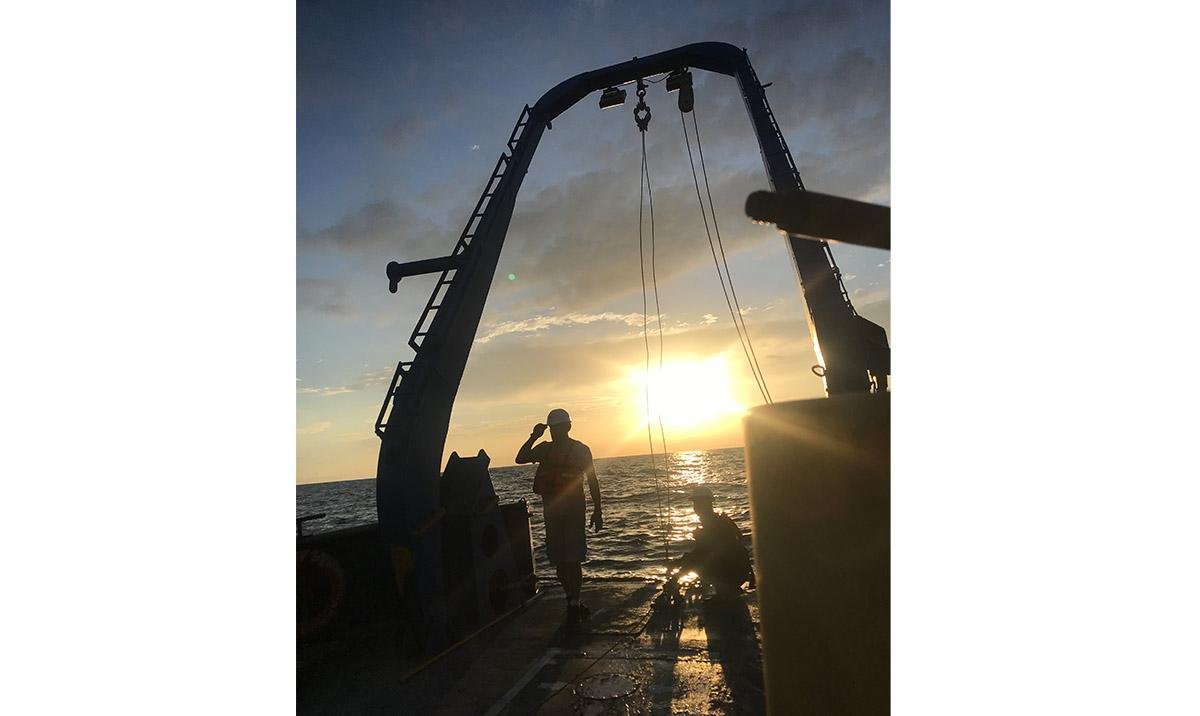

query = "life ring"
[{"left": 297, "top": 549, "right": 346, "bottom": 638}]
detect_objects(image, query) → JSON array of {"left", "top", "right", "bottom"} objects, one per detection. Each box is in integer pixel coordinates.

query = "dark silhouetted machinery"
[{"left": 302, "top": 42, "right": 892, "bottom": 712}]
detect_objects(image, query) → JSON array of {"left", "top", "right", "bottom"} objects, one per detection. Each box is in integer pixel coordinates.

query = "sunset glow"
[
  {"left": 296, "top": 0, "right": 890, "bottom": 482},
  {"left": 628, "top": 355, "right": 746, "bottom": 435}
]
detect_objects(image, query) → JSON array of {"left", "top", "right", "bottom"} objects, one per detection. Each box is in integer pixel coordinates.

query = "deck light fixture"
[{"left": 599, "top": 86, "right": 626, "bottom": 109}]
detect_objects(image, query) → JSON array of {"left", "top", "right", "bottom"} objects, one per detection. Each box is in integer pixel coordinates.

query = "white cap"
[{"left": 546, "top": 408, "right": 571, "bottom": 426}]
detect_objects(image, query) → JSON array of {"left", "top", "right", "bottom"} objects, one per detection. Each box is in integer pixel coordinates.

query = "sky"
[{"left": 297, "top": 0, "right": 890, "bottom": 484}]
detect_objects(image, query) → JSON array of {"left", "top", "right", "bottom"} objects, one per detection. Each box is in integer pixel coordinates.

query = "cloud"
[
  {"left": 476, "top": 311, "right": 644, "bottom": 343},
  {"left": 297, "top": 421, "right": 334, "bottom": 435},
  {"left": 297, "top": 277, "right": 358, "bottom": 318},
  {"left": 489, "top": 36, "right": 887, "bottom": 315},
  {"left": 498, "top": 165, "right": 783, "bottom": 313},
  {"left": 297, "top": 367, "right": 394, "bottom": 398},
  {"left": 298, "top": 0, "right": 889, "bottom": 319},
  {"left": 688, "top": 3, "right": 890, "bottom": 201},
  {"left": 298, "top": 199, "right": 444, "bottom": 255},
  {"left": 378, "top": 97, "right": 468, "bottom": 152},
  {"left": 475, "top": 306, "right": 784, "bottom": 346},
  {"left": 298, "top": 386, "right": 354, "bottom": 397},
  {"left": 455, "top": 307, "right": 816, "bottom": 409},
  {"left": 296, "top": 0, "right": 890, "bottom": 479}
]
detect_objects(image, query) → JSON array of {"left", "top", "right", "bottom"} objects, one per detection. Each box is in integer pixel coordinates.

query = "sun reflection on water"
[{"left": 650, "top": 449, "right": 725, "bottom": 562}]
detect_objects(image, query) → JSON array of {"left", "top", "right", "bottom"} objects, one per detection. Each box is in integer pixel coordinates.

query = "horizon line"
[{"left": 296, "top": 443, "right": 746, "bottom": 486}]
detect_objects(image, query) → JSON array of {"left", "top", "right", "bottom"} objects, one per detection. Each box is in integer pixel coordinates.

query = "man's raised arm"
[{"left": 515, "top": 422, "right": 547, "bottom": 464}]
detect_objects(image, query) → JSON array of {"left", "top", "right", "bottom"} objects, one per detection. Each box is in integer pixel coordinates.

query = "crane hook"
[{"left": 634, "top": 78, "right": 651, "bottom": 133}]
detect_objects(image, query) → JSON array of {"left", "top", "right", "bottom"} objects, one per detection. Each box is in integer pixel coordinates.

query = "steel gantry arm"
[
  {"left": 373, "top": 42, "right": 888, "bottom": 644},
  {"left": 533, "top": 43, "right": 888, "bottom": 395}
]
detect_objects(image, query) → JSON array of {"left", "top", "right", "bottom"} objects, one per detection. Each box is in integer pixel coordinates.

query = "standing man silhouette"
[{"left": 516, "top": 408, "right": 603, "bottom": 627}]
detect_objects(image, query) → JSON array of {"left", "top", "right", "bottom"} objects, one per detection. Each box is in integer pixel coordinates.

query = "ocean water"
[{"left": 296, "top": 446, "right": 750, "bottom": 581}]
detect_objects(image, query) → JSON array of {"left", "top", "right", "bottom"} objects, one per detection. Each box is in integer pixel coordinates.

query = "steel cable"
[{"left": 679, "top": 110, "right": 771, "bottom": 404}]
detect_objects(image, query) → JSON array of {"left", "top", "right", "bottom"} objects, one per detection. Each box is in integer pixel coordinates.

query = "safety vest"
[{"left": 532, "top": 440, "right": 582, "bottom": 497}]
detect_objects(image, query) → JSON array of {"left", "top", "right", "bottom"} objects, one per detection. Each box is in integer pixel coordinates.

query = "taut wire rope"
[
  {"left": 642, "top": 131, "right": 672, "bottom": 565},
  {"left": 638, "top": 123, "right": 671, "bottom": 568},
  {"left": 679, "top": 110, "right": 771, "bottom": 404},
  {"left": 690, "top": 107, "right": 772, "bottom": 402}
]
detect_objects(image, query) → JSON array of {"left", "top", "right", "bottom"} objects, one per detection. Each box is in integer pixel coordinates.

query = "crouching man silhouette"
[{"left": 666, "top": 486, "right": 753, "bottom": 598}]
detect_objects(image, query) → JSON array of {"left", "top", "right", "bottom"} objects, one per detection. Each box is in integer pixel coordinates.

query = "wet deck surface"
[{"left": 299, "top": 580, "right": 764, "bottom": 715}]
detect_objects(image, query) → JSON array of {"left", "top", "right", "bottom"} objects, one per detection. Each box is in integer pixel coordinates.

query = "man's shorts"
[{"left": 543, "top": 487, "right": 587, "bottom": 566}]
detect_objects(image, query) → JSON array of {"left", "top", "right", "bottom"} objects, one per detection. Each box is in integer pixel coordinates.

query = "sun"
[{"left": 628, "top": 354, "right": 746, "bottom": 434}]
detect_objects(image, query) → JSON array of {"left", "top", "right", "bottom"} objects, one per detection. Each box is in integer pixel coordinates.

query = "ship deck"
[{"left": 298, "top": 579, "right": 765, "bottom": 715}]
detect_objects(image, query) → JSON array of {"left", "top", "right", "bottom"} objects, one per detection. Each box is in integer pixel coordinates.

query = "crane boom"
[{"left": 373, "top": 42, "right": 888, "bottom": 646}]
